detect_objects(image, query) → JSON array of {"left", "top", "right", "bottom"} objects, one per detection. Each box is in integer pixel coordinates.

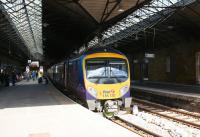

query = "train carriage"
[{"left": 49, "top": 48, "right": 132, "bottom": 118}]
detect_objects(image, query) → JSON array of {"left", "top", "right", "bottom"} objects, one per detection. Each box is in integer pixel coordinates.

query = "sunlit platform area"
[
  {"left": 132, "top": 81, "right": 200, "bottom": 100},
  {"left": 0, "top": 80, "right": 138, "bottom": 137},
  {"left": 131, "top": 81, "right": 200, "bottom": 112}
]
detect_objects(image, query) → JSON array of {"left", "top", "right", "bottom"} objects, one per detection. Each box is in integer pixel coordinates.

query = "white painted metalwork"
[
  {"left": 82, "top": 0, "right": 195, "bottom": 52},
  {"left": 1, "top": 0, "right": 42, "bottom": 59}
]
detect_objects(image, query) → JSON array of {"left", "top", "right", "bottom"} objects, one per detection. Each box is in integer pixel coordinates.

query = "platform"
[
  {"left": 0, "top": 80, "right": 138, "bottom": 137},
  {"left": 131, "top": 81, "right": 200, "bottom": 112},
  {"left": 131, "top": 81, "right": 200, "bottom": 99}
]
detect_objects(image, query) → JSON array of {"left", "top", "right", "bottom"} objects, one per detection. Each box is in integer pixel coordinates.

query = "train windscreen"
[{"left": 86, "top": 58, "right": 128, "bottom": 84}]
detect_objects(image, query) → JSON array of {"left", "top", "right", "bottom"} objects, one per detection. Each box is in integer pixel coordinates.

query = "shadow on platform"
[{"left": 0, "top": 81, "right": 75, "bottom": 109}]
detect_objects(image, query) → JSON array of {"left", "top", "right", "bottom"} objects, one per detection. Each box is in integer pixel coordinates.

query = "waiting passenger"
[
  {"left": 32, "top": 71, "right": 36, "bottom": 81},
  {"left": 11, "top": 71, "right": 16, "bottom": 86},
  {"left": 36, "top": 70, "right": 38, "bottom": 79},
  {"left": 0, "top": 70, "right": 4, "bottom": 85},
  {"left": 4, "top": 72, "right": 9, "bottom": 87},
  {"left": 44, "top": 76, "right": 48, "bottom": 84},
  {"left": 38, "top": 71, "right": 43, "bottom": 84}
]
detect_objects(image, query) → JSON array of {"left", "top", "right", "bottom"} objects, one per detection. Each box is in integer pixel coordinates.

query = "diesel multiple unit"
[{"left": 48, "top": 48, "right": 132, "bottom": 117}]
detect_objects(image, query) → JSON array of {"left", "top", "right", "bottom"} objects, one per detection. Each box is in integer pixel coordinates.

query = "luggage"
[
  {"left": 44, "top": 77, "right": 48, "bottom": 84},
  {"left": 38, "top": 77, "right": 43, "bottom": 83}
]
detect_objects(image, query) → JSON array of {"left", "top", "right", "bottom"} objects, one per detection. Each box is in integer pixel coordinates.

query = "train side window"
[{"left": 68, "top": 62, "right": 72, "bottom": 80}]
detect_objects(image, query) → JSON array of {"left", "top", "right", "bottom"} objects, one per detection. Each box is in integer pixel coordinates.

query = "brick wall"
[{"left": 132, "top": 40, "right": 200, "bottom": 84}]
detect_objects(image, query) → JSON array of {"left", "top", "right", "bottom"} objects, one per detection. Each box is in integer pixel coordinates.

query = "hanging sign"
[{"left": 145, "top": 53, "right": 155, "bottom": 58}]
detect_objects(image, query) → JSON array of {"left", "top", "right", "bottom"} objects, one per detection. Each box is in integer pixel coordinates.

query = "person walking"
[
  {"left": 4, "top": 72, "right": 9, "bottom": 87},
  {"left": 38, "top": 71, "right": 43, "bottom": 83},
  {"left": 0, "top": 70, "right": 4, "bottom": 85},
  {"left": 32, "top": 71, "right": 36, "bottom": 81}
]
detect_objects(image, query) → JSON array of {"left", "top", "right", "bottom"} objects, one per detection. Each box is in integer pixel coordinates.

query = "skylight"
[
  {"left": 1, "top": 0, "right": 42, "bottom": 59},
  {"left": 84, "top": 0, "right": 195, "bottom": 50}
]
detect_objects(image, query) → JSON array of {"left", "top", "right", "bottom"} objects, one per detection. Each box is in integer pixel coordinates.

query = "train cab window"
[{"left": 86, "top": 58, "right": 128, "bottom": 84}]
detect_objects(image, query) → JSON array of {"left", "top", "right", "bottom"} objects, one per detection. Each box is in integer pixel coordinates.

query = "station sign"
[
  {"left": 133, "top": 60, "right": 138, "bottom": 63},
  {"left": 145, "top": 53, "right": 155, "bottom": 58},
  {"left": 30, "top": 61, "right": 39, "bottom": 67},
  {"left": 28, "top": 60, "right": 31, "bottom": 63}
]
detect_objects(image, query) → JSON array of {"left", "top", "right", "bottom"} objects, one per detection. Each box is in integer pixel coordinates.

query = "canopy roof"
[{"left": 1, "top": 0, "right": 42, "bottom": 60}]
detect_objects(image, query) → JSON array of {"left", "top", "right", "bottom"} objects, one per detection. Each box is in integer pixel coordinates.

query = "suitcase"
[{"left": 38, "top": 77, "right": 42, "bottom": 83}]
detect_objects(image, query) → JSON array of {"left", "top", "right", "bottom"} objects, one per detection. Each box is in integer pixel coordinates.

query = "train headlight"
[
  {"left": 87, "top": 87, "right": 97, "bottom": 98},
  {"left": 120, "top": 85, "right": 129, "bottom": 96}
]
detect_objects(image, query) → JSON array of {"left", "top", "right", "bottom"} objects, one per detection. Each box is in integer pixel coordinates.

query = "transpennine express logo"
[{"left": 103, "top": 89, "right": 115, "bottom": 97}]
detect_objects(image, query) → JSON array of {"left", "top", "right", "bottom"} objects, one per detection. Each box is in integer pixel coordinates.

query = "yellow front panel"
[
  {"left": 83, "top": 52, "right": 130, "bottom": 99},
  {"left": 86, "top": 80, "right": 130, "bottom": 99}
]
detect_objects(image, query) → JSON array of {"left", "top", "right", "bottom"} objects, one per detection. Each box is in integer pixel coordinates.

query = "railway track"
[
  {"left": 112, "top": 116, "right": 161, "bottom": 137},
  {"left": 133, "top": 98, "right": 200, "bottom": 129}
]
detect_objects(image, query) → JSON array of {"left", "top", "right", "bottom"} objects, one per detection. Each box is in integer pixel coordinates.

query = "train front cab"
[{"left": 83, "top": 52, "right": 132, "bottom": 114}]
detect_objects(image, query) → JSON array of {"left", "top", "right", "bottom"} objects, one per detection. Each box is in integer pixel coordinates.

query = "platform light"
[
  {"left": 133, "top": 60, "right": 138, "bottom": 63},
  {"left": 28, "top": 60, "right": 31, "bottom": 64},
  {"left": 135, "top": 34, "right": 139, "bottom": 40},
  {"left": 118, "top": 1, "right": 124, "bottom": 12},
  {"left": 43, "top": 23, "right": 49, "bottom": 28},
  {"left": 118, "top": 8, "right": 124, "bottom": 12}
]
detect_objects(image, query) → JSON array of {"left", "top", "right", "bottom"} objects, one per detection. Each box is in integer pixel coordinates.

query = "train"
[{"left": 48, "top": 48, "right": 132, "bottom": 118}]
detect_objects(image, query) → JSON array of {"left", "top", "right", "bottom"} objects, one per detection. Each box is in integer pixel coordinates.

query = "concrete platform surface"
[
  {"left": 0, "top": 80, "right": 139, "bottom": 137},
  {"left": 131, "top": 81, "right": 200, "bottom": 100}
]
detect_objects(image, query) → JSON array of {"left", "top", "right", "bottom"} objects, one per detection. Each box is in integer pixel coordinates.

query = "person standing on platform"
[
  {"left": 38, "top": 71, "right": 43, "bottom": 83},
  {"left": 11, "top": 71, "right": 16, "bottom": 86},
  {"left": 32, "top": 71, "right": 36, "bottom": 81},
  {"left": 4, "top": 71, "right": 9, "bottom": 87},
  {"left": 36, "top": 70, "right": 38, "bottom": 79},
  {"left": 25, "top": 71, "right": 28, "bottom": 81},
  {"left": 0, "top": 70, "right": 4, "bottom": 85}
]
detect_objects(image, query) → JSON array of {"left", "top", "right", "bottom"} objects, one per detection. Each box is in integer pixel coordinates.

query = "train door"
[
  {"left": 64, "top": 61, "right": 68, "bottom": 88},
  {"left": 68, "top": 61, "right": 73, "bottom": 88},
  {"left": 196, "top": 52, "right": 200, "bottom": 84},
  {"left": 66, "top": 60, "right": 71, "bottom": 88}
]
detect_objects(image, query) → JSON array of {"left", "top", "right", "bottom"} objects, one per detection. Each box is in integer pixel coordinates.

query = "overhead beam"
[{"left": 101, "top": 0, "right": 122, "bottom": 23}]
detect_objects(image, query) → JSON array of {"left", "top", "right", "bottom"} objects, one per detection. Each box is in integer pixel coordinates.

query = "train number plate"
[{"left": 102, "top": 90, "right": 116, "bottom": 98}]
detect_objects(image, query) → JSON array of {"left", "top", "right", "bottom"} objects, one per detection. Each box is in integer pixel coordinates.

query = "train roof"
[
  {"left": 60, "top": 48, "right": 126, "bottom": 63},
  {"left": 82, "top": 47, "right": 124, "bottom": 56}
]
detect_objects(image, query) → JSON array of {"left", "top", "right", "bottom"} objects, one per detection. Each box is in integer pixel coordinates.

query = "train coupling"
[{"left": 103, "top": 100, "right": 119, "bottom": 118}]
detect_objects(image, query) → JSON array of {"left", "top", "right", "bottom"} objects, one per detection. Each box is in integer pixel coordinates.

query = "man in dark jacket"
[
  {"left": 11, "top": 71, "right": 16, "bottom": 86},
  {"left": 4, "top": 72, "right": 9, "bottom": 87}
]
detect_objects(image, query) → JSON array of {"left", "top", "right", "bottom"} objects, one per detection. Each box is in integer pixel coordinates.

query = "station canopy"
[
  {"left": 0, "top": 0, "right": 42, "bottom": 60},
  {"left": 81, "top": 0, "right": 199, "bottom": 52},
  {"left": 0, "top": 0, "right": 200, "bottom": 64},
  {"left": 78, "top": 0, "right": 146, "bottom": 23},
  {"left": 42, "top": 0, "right": 152, "bottom": 62}
]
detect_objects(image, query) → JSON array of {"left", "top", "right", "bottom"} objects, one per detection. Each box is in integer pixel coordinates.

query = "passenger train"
[{"left": 48, "top": 48, "right": 132, "bottom": 117}]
